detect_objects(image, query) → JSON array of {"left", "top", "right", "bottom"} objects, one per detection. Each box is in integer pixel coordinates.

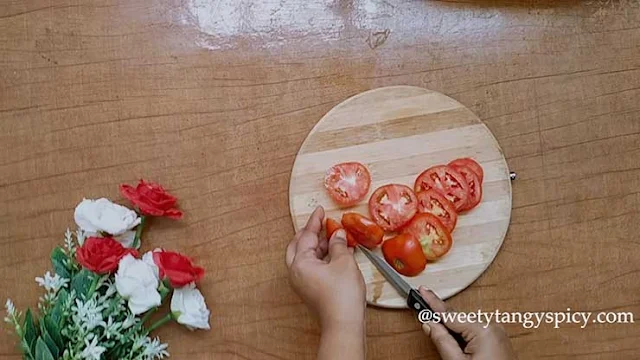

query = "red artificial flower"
[
  {"left": 120, "top": 179, "right": 183, "bottom": 219},
  {"left": 153, "top": 250, "right": 204, "bottom": 287},
  {"left": 76, "top": 237, "right": 139, "bottom": 274}
]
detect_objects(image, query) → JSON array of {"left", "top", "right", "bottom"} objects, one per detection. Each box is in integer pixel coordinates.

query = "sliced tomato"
[
  {"left": 324, "top": 162, "right": 371, "bottom": 207},
  {"left": 416, "top": 189, "right": 458, "bottom": 232},
  {"left": 402, "top": 213, "right": 452, "bottom": 261},
  {"left": 448, "top": 158, "right": 483, "bottom": 183},
  {"left": 326, "top": 218, "right": 356, "bottom": 247},
  {"left": 414, "top": 165, "right": 469, "bottom": 212},
  {"left": 382, "top": 233, "right": 427, "bottom": 277},
  {"left": 368, "top": 184, "right": 418, "bottom": 232},
  {"left": 450, "top": 164, "right": 482, "bottom": 211},
  {"left": 341, "top": 212, "right": 384, "bottom": 249}
]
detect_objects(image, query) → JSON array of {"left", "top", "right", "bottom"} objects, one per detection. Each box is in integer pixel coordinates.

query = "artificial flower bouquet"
[{"left": 4, "top": 180, "right": 210, "bottom": 360}]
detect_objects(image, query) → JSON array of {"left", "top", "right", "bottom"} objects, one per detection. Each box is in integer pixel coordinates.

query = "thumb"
[
  {"left": 423, "top": 321, "right": 467, "bottom": 360},
  {"left": 419, "top": 286, "right": 482, "bottom": 337},
  {"left": 328, "top": 229, "right": 349, "bottom": 260}
]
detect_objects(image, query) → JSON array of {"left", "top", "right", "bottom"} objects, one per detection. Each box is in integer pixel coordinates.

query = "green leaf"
[
  {"left": 49, "top": 289, "right": 67, "bottom": 326},
  {"left": 71, "top": 269, "right": 94, "bottom": 300},
  {"left": 39, "top": 322, "right": 59, "bottom": 357},
  {"left": 23, "top": 309, "right": 38, "bottom": 355},
  {"left": 20, "top": 338, "right": 34, "bottom": 360},
  {"left": 35, "top": 337, "right": 54, "bottom": 360},
  {"left": 43, "top": 315, "right": 63, "bottom": 350},
  {"left": 50, "top": 247, "right": 70, "bottom": 279}
]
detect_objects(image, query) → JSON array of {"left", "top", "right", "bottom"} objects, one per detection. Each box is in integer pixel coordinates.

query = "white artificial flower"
[
  {"left": 171, "top": 283, "right": 210, "bottom": 330},
  {"left": 115, "top": 230, "right": 137, "bottom": 248},
  {"left": 72, "top": 299, "right": 106, "bottom": 331},
  {"left": 4, "top": 299, "right": 18, "bottom": 324},
  {"left": 74, "top": 198, "right": 141, "bottom": 239},
  {"left": 35, "top": 271, "right": 69, "bottom": 293},
  {"left": 4, "top": 299, "right": 16, "bottom": 317},
  {"left": 142, "top": 249, "right": 161, "bottom": 279},
  {"left": 76, "top": 228, "right": 86, "bottom": 246},
  {"left": 101, "top": 316, "right": 121, "bottom": 340},
  {"left": 142, "top": 337, "right": 169, "bottom": 359},
  {"left": 122, "top": 313, "right": 138, "bottom": 329},
  {"left": 115, "top": 255, "right": 161, "bottom": 315},
  {"left": 80, "top": 336, "right": 106, "bottom": 360}
]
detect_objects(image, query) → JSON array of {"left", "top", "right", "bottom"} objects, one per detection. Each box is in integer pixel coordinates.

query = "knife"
[{"left": 357, "top": 244, "right": 467, "bottom": 348}]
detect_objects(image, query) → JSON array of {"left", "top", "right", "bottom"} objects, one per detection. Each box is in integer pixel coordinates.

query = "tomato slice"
[
  {"left": 450, "top": 164, "right": 482, "bottom": 211},
  {"left": 448, "top": 158, "right": 483, "bottom": 183},
  {"left": 414, "top": 165, "right": 469, "bottom": 212},
  {"left": 382, "top": 233, "right": 427, "bottom": 277},
  {"left": 325, "top": 218, "right": 357, "bottom": 247},
  {"left": 368, "top": 184, "right": 418, "bottom": 232},
  {"left": 402, "top": 213, "right": 452, "bottom": 261},
  {"left": 416, "top": 189, "right": 458, "bottom": 232},
  {"left": 341, "top": 212, "right": 384, "bottom": 249},
  {"left": 324, "top": 162, "right": 371, "bottom": 207}
]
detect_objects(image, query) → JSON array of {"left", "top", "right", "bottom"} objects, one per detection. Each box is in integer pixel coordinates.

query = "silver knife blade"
[{"left": 357, "top": 245, "right": 412, "bottom": 298}]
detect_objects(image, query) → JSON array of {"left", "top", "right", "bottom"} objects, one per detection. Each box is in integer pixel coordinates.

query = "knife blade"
[{"left": 357, "top": 245, "right": 466, "bottom": 348}]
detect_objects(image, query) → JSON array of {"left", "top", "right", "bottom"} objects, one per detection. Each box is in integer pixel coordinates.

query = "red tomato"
[
  {"left": 325, "top": 218, "right": 357, "bottom": 247},
  {"left": 402, "top": 213, "right": 453, "bottom": 261},
  {"left": 416, "top": 189, "right": 458, "bottom": 232},
  {"left": 382, "top": 233, "right": 427, "bottom": 277},
  {"left": 451, "top": 164, "right": 482, "bottom": 211},
  {"left": 448, "top": 158, "right": 483, "bottom": 183},
  {"left": 341, "top": 212, "right": 384, "bottom": 249},
  {"left": 414, "top": 165, "right": 469, "bottom": 212},
  {"left": 368, "top": 184, "right": 418, "bottom": 232},
  {"left": 324, "top": 162, "right": 371, "bottom": 207}
]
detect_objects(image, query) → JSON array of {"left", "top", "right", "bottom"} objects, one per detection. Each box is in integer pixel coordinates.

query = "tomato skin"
[
  {"left": 448, "top": 158, "right": 483, "bottom": 183},
  {"left": 402, "top": 213, "right": 453, "bottom": 261},
  {"left": 341, "top": 212, "right": 384, "bottom": 249},
  {"left": 324, "top": 162, "right": 371, "bottom": 207},
  {"left": 382, "top": 233, "right": 427, "bottom": 277},
  {"left": 368, "top": 184, "right": 418, "bottom": 232},
  {"left": 450, "top": 164, "right": 482, "bottom": 211},
  {"left": 416, "top": 189, "right": 458, "bottom": 232},
  {"left": 414, "top": 165, "right": 470, "bottom": 212},
  {"left": 326, "top": 218, "right": 357, "bottom": 247}
]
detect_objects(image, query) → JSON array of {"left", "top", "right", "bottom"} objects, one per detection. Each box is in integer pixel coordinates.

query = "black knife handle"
[{"left": 407, "top": 289, "right": 467, "bottom": 349}]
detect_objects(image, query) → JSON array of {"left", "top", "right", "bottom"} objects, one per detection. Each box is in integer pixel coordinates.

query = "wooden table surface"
[{"left": 1, "top": 1, "right": 639, "bottom": 359}]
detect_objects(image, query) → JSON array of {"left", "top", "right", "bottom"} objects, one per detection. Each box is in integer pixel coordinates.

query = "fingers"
[
  {"left": 328, "top": 229, "right": 349, "bottom": 260},
  {"left": 295, "top": 206, "right": 325, "bottom": 258},
  {"left": 316, "top": 231, "right": 329, "bottom": 260},
  {"left": 287, "top": 207, "right": 325, "bottom": 266},
  {"left": 418, "top": 286, "right": 448, "bottom": 313},
  {"left": 285, "top": 237, "right": 297, "bottom": 267},
  {"left": 418, "top": 286, "right": 483, "bottom": 338},
  {"left": 303, "top": 206, "right": 325, "bottom": 234},
  {"left": 424, "top": 321, "right": 467, "bottom": 360}
]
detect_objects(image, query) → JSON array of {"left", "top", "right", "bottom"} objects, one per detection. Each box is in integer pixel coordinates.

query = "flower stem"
[
  {"left": 140, "top": 307, "right": 157, "bottom": 325},
  {"left": 146, "top": 313, "right": 172, "bottom": 334},
  {"left": 133, "top": 216, "right": 146, "bottom": 249}
]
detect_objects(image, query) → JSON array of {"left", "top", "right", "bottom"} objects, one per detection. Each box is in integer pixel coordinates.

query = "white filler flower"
[
  {"left": 115, "top": 254, "right": 161, "bottom": 315},
  {"left": 80, "top": 336, "right": 106, "bottom": 360},
  {"left": 35, "top": 271, "right": 69, "bottom": 293},
  {"left": 74, "top": 198, "right": 141, "bottom": 238},
  {"left": 142, "top": 337, "right": 169, "bottom": 359},
  {"left": 171, "top": 283, "right": 210, "bottom": 330}
]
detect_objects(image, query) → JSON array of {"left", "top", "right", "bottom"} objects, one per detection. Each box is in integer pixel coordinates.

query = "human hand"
[
  {"left": 419, "top": 287, "right": 517, "bottom": 360},
  {"left": 285, "top": 206, "right": 366, "bottom": 329}
]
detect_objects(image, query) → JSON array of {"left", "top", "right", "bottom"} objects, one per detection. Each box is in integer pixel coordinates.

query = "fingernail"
[
  {"left": 333, "top": 229, "right": 346, "bottom": 239},
  {"left": 422, "top": 323, "right": 431, "bottom": 336},
  {"left": 418, "top": 286, "right": 428, "bottom": 291}
]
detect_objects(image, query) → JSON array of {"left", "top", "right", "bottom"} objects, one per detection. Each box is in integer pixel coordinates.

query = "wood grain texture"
[
  {"left": 2, "top": 0, "right": 640, "bottom": 359},
  {"left": 289, "top": 85, "right": 512, "bottom": 308}
]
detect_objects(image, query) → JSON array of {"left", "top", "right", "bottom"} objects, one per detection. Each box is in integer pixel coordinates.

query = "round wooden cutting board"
[{"left": 289, "top": 86, "right": 512, "bottom": 308}]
